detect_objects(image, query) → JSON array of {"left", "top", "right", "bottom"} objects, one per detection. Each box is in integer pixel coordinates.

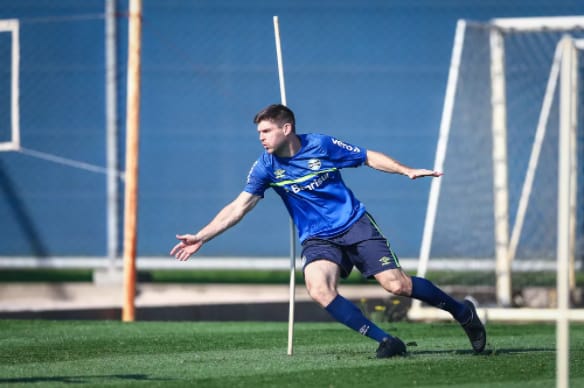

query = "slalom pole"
[{"left": 273, "top": 15, "right": 296, "bottom": 356}]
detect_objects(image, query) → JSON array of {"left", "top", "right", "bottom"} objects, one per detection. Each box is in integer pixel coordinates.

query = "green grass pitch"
[{"left": 0, "top": 320, "right": 583, "bottom": 387}]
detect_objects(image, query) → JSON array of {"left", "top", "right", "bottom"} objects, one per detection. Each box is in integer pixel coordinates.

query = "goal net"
[{"left": 410, "top": 16, "right": 584, "bottom": 321}]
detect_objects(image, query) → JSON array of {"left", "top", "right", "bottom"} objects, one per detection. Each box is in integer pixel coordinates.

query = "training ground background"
[{"left": 0, "top": 0, "right": 584, "bottom": 264}]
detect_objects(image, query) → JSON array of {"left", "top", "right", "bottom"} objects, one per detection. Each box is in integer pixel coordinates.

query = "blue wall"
[{"left": 1, "top": 0, "right": 583, "bottom": 259}]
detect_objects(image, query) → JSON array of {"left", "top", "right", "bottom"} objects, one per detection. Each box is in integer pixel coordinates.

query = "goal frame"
[
  {"left": 0, "top": 19, "right": 20, "bottom": 151},
  {"left": 410, "top": 17, "right": 584, "bottom": 388},
  {"left": 412, "top": 16, "right": 583, "bottom": 320}
]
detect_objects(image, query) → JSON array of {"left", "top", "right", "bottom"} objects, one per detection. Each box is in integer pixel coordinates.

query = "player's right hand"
[{"left": 170, "top": 234, "right": 203, "bottom": 261}]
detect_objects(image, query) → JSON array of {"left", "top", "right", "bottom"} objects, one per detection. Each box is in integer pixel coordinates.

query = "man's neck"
[{"left": 275, "top": 134, "right": 301, "bottom": 158}]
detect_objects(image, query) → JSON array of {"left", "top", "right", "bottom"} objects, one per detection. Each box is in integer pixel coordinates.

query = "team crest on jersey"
[
  {"left": 274, "top": 169, "right": 286, "bottom": 179},
  {"left": 307, "top": 158, "right": 321, "bottom": 171}
]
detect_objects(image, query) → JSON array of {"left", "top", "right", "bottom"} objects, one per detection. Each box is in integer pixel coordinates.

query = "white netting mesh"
[{"left": 430, "top": 22, "right": 584, "bottom": 265}]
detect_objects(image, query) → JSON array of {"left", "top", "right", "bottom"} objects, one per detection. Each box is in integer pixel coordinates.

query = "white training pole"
[
  {"left": 273, "top": 15, "right": 296, "bottom": 357},
  {"left": 274, "top": 17, "right": 287, "bottom": 106}
]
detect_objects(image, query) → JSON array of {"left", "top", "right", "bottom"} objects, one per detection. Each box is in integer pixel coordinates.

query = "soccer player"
[{"left": 170, "top": 104, "right": 486, "bottom": 358}]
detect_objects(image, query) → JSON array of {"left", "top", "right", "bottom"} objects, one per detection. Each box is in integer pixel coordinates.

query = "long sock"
[
  {"left": 325, "top": 294, "right": 390, "bottom": 342},
  {"left": 410, "top": 276, "right": 470, "bottom": 323}
]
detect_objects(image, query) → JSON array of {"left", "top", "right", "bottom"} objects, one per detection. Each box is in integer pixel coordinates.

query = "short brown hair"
[{"left": 253, "top": 104, "right": 295, "bottom": 132}]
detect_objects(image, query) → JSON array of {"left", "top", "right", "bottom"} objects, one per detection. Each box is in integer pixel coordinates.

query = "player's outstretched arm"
[
  {"left": 365, "top": 149, "right": 442, "bottom": 180},
  {"left": 170, "top": 191, "right": 261, "bottom": 261}
]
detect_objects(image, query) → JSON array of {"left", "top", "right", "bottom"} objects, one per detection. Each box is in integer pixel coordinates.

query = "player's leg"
[
  {"left": 374, "top": 269, "right": 468, "bottom": 320},
  {"left": 352, "top": 213, "right": 486, "bottom": 353},
  {"left": 349, "top": 214, "right": 469, "bottom": 321},
  {"left": 304, "top": 259, "right": 390, "bottom": 340},
  {"left": 374, "top": 265, "right": 486, "bottom": 353},
  {"left": 303, "top": 259, "right": 405, "bottom": 358}
]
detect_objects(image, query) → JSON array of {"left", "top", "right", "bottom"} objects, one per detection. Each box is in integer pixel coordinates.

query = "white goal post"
[
  {"left": 0, "top": 19, "right": 19, "bottom": 151},
  {"left": 412, "top": 16, "right": 584, "bottom": 321}
]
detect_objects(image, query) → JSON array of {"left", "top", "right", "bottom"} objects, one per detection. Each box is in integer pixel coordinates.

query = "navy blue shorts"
[{"left": 300, "top": 213, "right": 401, "bottom": 279}]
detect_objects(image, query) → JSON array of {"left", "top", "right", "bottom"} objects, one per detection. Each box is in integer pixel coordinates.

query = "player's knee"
[
  {"left": 376, "top": 273, "right": 412, "bottom": 296},
  {"left": 385, "top": 280, "right": 411, "bottom": 296},
  {"left": 306, "top": 283, "right": 337, "bottom": 307},
  {"left": 374, "top": 270, "right": 412, "bottom": 296}
]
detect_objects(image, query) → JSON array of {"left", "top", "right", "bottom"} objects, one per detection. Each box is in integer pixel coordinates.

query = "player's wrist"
[{"left": 402, "top": 167, "right": 414, "bottom": 177}]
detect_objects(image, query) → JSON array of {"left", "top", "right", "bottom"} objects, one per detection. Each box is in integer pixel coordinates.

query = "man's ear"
[{"left": 282, "top": 123, "right": 293, "bottom": 135}]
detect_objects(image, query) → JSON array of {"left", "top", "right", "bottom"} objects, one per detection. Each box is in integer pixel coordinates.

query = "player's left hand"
[
  {"left": 170, "top": 234, "right": 203, "bottom": 261},
  {"left": 407, "top": 169, "right": 443, "bottom": 179}
]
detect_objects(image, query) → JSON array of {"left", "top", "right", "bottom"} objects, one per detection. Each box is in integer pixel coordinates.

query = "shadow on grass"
[
  {"left": 314, "top": 345, "right": 554, "bottom": 359},
  {"left": 0, "top": 374, "right": 173, "bottom": 384},
  {"left": 409, "top": 347, "right": 555, "bottom": 356}
]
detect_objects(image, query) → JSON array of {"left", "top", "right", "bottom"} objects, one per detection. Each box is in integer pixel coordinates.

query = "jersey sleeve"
[
  {"left": 321, "top": 135, "right": 367, "bottom": 168},
  {"left": 243, "top": 158, "right": 271, "bottom": 198}
]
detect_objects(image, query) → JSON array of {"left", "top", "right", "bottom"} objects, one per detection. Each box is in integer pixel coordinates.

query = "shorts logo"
[
  {"left": 379, "top": 256, "right": 392, "bottom": 266},
  {"left": 300, "top": 256, "right": 307, "bottom": 267},
  {"left": 274, "top": 169, "right": 286, "bottom": 179},
  {"left": 307, "top": 159, "right": 321, "bottom": 171}
]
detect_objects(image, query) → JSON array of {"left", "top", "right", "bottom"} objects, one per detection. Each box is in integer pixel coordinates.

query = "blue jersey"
[{"left": 244, "top": 133, "right": 367, "bottom": 242}]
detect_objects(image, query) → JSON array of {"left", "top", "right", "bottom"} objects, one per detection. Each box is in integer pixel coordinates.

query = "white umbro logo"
[{"left": 274, "top": 169, "right": 286, "bottom": 179}]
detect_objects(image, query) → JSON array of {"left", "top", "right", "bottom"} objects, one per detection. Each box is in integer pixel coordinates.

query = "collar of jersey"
[{"left": 269, "top": 168, "right": 337, "bottom": 187}]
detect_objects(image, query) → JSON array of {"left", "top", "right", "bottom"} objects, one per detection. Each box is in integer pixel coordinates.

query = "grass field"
[{"left": 1, "top": 320, "right": 583, "bottom": 387}]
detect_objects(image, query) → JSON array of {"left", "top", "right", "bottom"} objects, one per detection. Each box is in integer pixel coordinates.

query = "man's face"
[{"left": 257, "top": 120, "right": 289, "bottom": 155}]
